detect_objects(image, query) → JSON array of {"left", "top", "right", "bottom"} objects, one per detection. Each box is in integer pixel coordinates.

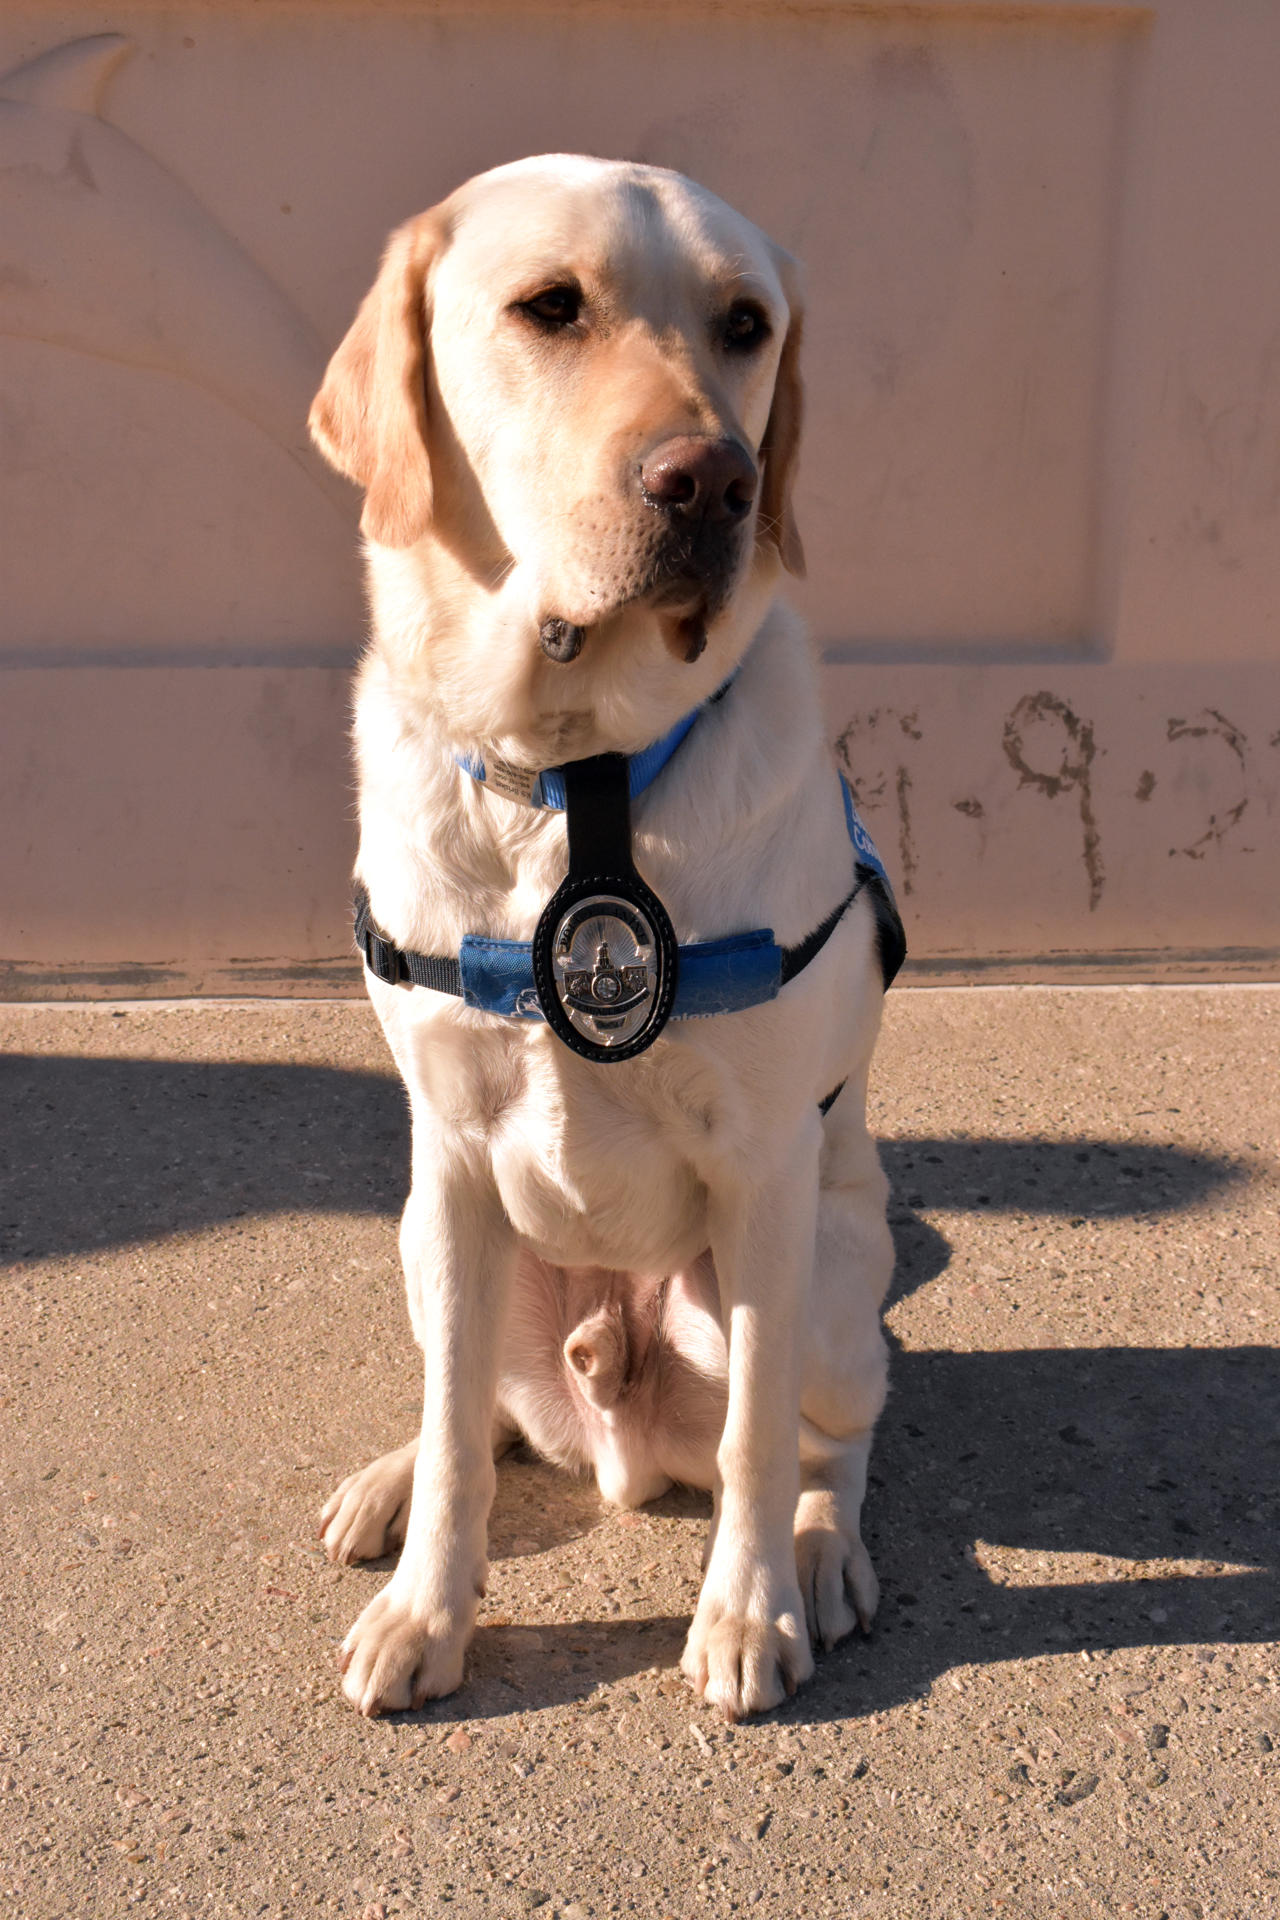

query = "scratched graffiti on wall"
[{"left": 836, "top": 694, "right": 1260, "bottom": 913}]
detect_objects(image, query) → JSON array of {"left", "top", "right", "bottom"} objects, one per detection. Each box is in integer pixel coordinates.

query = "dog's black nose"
[{"left": 641, "top": 436, "right": 757, "bottom": 523}]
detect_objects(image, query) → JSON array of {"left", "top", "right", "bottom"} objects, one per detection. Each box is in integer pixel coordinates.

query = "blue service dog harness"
[{"left": 354, "top": 686, "right": 905, "bottom": 1070}]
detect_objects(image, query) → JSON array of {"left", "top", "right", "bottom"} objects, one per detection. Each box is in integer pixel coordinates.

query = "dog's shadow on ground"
[
  {"left": 4, "top": 1052, "right": 1275, "bottom": 1719},
  {"left": 0, "top": 1052, "right": 1246, "bottom": 1266},
  {"left": 420, "top": 1337, "right": 1279, "bottom": 1725}
]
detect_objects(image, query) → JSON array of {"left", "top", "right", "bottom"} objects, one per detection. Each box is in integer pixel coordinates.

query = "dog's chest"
[
  {"left": 377, "top": 973, "right": 718, "bottom": 1269},
  {"left": 488, "top": 1042, "right": 713, "bottom": 1270}
]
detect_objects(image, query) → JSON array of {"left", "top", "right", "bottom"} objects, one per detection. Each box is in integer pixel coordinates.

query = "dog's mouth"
[
  {"left": 651, "top": 587, "right": 711, "bottom": 663},
  {"left": 645, "top": 530, "right": 741, "bottom": 658},
  {"left": 539, "top": 595, "right": 710, "bottom": 668},
  {"left": 538, "top": 521, "right": 744, "bottom": 669}
]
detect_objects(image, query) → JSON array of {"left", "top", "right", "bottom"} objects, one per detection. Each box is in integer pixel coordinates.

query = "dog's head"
[{"left": 311, "top": 156, "right": 804, "bottom": 757}]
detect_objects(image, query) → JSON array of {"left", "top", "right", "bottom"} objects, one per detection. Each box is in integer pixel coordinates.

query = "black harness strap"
[
  {"left": 776, "top": 865, "right": 905, "bottom": 994},
  {"left": 560, "top": 753, "right": 635, "bottom": 879},
  {"left": 866, "top": 869, "right": 907, "bottom": 991},
  {"left": 354, "top": 882, "right": 460, "bottom": 993},
  {"left": 353, "top": 871, "right": 896, "bottom": 1120},
  {"left": 779, "top": 881, "right": 864, "bottom": 987}
]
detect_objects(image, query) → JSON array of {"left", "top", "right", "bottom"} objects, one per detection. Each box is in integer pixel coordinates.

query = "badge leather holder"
[{"left": 532, "top": 753, "right": 679, "bottom": 1063}]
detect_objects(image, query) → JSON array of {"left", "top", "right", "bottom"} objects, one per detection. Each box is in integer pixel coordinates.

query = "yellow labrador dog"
[{"left": 309, "top": 155, "right": 902, "bottom": 1722}]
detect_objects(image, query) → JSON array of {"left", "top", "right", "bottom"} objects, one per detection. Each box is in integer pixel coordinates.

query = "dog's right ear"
[{"left": 309, "top": 213, "right": 445, "bottom": 548}]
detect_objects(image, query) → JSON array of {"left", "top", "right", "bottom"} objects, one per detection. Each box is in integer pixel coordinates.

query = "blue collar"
[{"left": 455, "top": 681, "right": 730, "bottom": 810}]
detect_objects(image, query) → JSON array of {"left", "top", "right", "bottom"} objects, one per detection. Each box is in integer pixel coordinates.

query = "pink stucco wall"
[{"left": 2, "top": 1, "right": 1276, "bottom": 993}]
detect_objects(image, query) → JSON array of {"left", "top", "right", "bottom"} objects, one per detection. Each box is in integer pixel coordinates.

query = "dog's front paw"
[
  {"left": 681, "top": 1578, "right": 814, "bottom": 1721},
  {"left": 339, "top": 1575, "right": 475, "bottom": 1716},
  {"left": 794, "top": 1488, "right": 879, "bottom": 1651},
  {"left": 319, "top": 1442, "right": 417, "bottom": 1565}
]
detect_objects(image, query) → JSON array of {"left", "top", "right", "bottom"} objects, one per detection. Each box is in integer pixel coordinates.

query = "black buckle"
[{"left": 358, "top": 922, "right": 404, "bottom": 987}]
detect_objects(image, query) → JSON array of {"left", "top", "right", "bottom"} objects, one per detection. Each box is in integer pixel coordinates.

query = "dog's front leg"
[
  {"left": 339, "top": 1145, "right": 516, "bottom": 1716},
  {"left": 682, "top": 1123, "right": 819, "bottom": 1719}
]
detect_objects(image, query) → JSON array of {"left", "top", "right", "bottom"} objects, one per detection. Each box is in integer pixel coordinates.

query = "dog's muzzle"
[
  {"left": 640, "top": 434, "right": 757, "bottom": 526},
  {"left": 640, "top": 434, "right": 756, "bottom": 655}
]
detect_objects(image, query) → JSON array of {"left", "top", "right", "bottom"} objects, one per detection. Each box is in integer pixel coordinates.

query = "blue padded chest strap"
[
  {"left": 354, "top": 887, "right": 796, "bottom": 1021},
  {"left": 455, "top": 921, "right": 786, "bottom": 1022}
]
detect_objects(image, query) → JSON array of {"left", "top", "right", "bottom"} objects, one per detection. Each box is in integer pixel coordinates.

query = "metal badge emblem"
[
  {"left": 556, "top": 897, "right": 658, "bottom": 1043},
  {"left": 533, "top": 875, "right": 678, "bottom": 1063}
]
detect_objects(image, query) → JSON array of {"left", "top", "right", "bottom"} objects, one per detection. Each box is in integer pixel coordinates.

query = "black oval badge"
[{"left": 532, "top": 873, "right": 678, "bottom": 1062}]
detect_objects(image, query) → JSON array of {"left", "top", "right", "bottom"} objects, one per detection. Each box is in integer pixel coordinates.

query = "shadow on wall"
[{"left": 2, "top": 1052, "right": 1274, "bottom": 1719}]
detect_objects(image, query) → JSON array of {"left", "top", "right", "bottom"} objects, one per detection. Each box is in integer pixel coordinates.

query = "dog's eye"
[
  {"left": 721, "top": 301, "right": 771, "bottom": 353},
  {"left": 518, "top": 286, "right": 582, "bottom": 329}
]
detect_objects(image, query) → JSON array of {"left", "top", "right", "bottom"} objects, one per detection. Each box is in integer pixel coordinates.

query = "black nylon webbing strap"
[
  {"left": 818, "top": 1079, "right": 846, "bottom": 1116},
  {"left": 776, "top": 866, "right": 905, "bottom": 995},
  {"left": 865, "top": 870, "right": 907, "bottom": 990},
  {"left": 778, "top": 877, "right": 865, "bottom": 987},
  {"left": 353, "top": 881, "right": 462, "bottom": 995},
  {"left": 561, "top": 753, "right": 634, "bottom": 880}
]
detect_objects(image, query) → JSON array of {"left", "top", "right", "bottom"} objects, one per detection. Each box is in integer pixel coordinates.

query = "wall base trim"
[{"left": 3, "top": 947, "right": 1276, "bottom": 1001}]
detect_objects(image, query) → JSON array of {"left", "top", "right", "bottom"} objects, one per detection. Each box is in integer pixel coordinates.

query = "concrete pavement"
[{"left": 1, "top": 988, "right": 1277, "bottom": 1919}]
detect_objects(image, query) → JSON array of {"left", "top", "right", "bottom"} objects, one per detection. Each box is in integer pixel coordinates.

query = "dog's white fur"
[{"left": 310, "top": 156, "right": 893, "bottom": 1721}]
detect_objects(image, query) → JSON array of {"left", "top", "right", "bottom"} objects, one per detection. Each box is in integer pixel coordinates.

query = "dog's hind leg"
[
  {"left": 319, "top": 1409, "right": 520, "bottom": 1567},
  {"left": 793, "top": 1092, "right": 893, "bottom": 1652},
  {"left": 320, "top": 1441, "right": 417, "bottom": 1566}
]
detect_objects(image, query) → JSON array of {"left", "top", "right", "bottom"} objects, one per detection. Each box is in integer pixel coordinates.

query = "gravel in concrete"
[{"left": 1, "top": 988, "right": 1277, "bottom": 1919}]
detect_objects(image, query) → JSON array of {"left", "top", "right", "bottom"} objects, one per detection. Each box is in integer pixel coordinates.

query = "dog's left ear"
[
  {"left": 309, "top": 212, "right": 445, "bottom": 548},
  {"left": 757, "top": 251, "right": 806, "bottom": 578}
]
